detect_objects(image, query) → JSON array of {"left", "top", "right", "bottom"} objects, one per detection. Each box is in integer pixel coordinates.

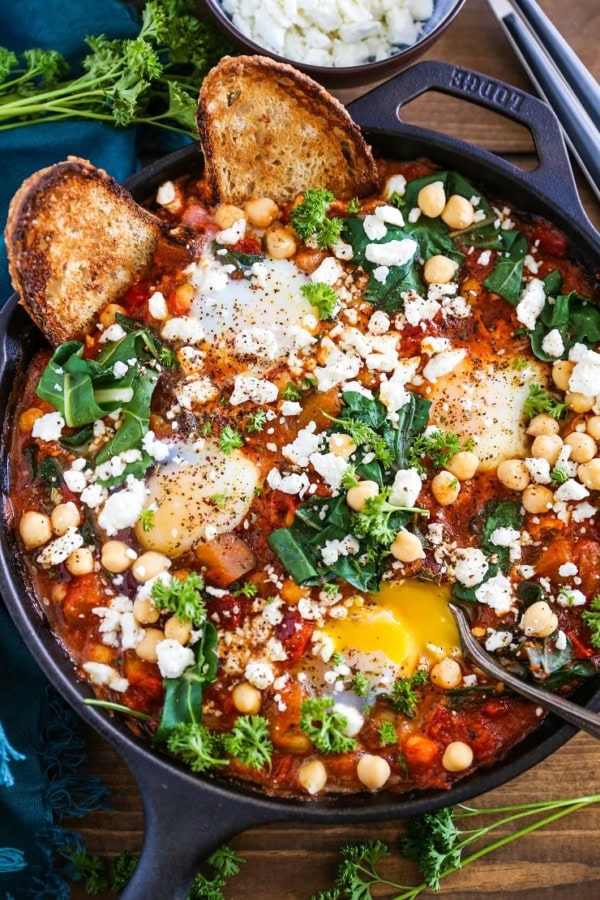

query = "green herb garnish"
[
  {"left": 582, "top": 595, "right": 600, "bottom": 648},
  {"left": 522, "top": 383, "right": 567, "bottom": 420},
  {"left": 139, "top": 508, "right": 155, "bottom": 532},
  {"left": 389, "top": 670, "right": 428, "bottom": 717},
  {"left": 378, "top": 721, "right": 397, "bottom": 747},
  {"left": 151, "top": 571, "right": 206, "bottom": 625},
  {"left": 290, "top": 189, "right": 344, "bottom": 247},
  {"left": 222, "top": 715, "right": 273, "bottom": 770},
  {"left": 301, "top": 282, "right": 340, "bottom": 319},
  {"left": 245, "top": 408, "right": 268, "bottom": 433},
  {"left": 300, "top": 697, "right": 356, "bottom": 754},
  {"left": 166, "top": 722, "right": 228, "bottom": 773},
  {"left": 219, "top": 425, "right": 244, "bottom": 455}
]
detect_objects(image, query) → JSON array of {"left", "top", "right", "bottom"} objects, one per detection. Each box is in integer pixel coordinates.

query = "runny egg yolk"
[{"left": 321, "top": 580, "right": 460, "bottom": 676}]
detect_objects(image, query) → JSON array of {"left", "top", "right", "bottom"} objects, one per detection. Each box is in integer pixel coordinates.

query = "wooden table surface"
[{"left": 68, "top": 0, "right": 600, "bottom": 896}]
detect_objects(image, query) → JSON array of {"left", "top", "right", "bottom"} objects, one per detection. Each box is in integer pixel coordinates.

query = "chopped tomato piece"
[
  {"left": 121, "top": 280, "right": 151, "bottom": 314},
  {"left": 402, "top": 733, "right": 440, "bottom": 768},
  {"left": 276, "top": 609, "right": 313, "bottom": 663},
  {"left": 530, "top": 221, "right": 568, "bottom": 258},
  {"left": 62, "top": 574, "right": 105, "bottom": 627},
  {"left": 230, "top": 236, "right": 262, "bottom": 256},
  {"left": 195, "top": 534, "right": 256, "bottom": 588}
]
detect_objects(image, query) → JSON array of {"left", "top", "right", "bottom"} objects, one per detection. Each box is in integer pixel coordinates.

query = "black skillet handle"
[
  {"left": 347, "top": 60, "right": 593, "bottom": 233},
  {"left": 119, "top": 744, "right": 278, "bottom": 900}
]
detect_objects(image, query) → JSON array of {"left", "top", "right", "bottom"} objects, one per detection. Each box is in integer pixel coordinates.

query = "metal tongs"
[
  {"left": 450, "top": 602, "right": 600, "bottom": 740},
  {"left": 487, "top": 0, "right": 600, "bottom": 202}
]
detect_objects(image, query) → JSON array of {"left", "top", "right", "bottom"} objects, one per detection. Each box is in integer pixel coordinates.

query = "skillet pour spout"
[{"left": 1, "top": 61, "right": 600, "bottom": 898}]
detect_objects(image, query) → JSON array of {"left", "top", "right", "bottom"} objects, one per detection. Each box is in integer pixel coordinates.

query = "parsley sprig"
[
  {"left": 389, "top": 670, "right": 429, "bottom": 717},
  {"left": 222, "top": 715, "right": 273, "bottom": 770},
  {"left": 0, "top": 0, "right": 232, "bottom": 136},
  {"left": 406, "top": 429, "right": 472, "bottom": 473},
  {"left": 301, "top": 282, "right": 340, "bottom": 319},
  {"left": 290, "top": 189, "right": 345, "bottom": 247},
  {"left": 151, "top": 571, "right": 206, "bottom": 625},
  {"left": 325, "top": 415, "right": 394, "bottom": 467},
  {"left": 522, "top": 383, "right": 568, "bottom": 420},
  {"left": 300, "top": 697, "right": 357, "bottom": 754},
  {"left": 314, "top": 795, "right": 600, "bottom": 899},
  {"left": 582, "top": 595, "right": 600, "bottom": 647}
]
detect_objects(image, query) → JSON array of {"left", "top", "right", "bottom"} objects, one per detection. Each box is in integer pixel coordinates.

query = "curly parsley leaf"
[
  {"left": 406, "top": 428, "right": 469, "bottom": 473},
  {"left": 389, "top": 670, "right": 429, "bottom": 717},
  {"left": 378, "top": 721, "right": 397, "bottom": 747},
  {"left": 301, "top": 281, "right": 340, "bottom": 319},
  {"left": 300, "top": 697, "right": 356, "bottom": 754},
  {"left": 219, "top": 425, "right": 244, "bottom": 455},
  {"left": 522, "top": 383, "right": 567, "bottom": 420},
  {"left": 290, "top": 189, "right": 344, "bottom": 247},
  {"left": 582, "top": 595, "right": 600, "bottom": 648},
  {"left": 166, "top": 722, "right": 227, "bottom": 773},
  {"left": 483, "top": 230, "right": 528, "bottom": 304},
  {"left": 222, "top": 715, "right": 273, "bottom": 770},
  {"left": 400, "top": 806, "right": 462, "bottom": 890},
  {"left": 245, "top": 408, "right": 268, "bottom": 433},
  {"left": 151, "top": 572, "right": 206, "bottom": 625}
]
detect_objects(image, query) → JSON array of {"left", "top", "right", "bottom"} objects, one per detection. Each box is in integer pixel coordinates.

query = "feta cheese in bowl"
[{"left": 197, "top": 0, "right": 466, "bottom": 88}]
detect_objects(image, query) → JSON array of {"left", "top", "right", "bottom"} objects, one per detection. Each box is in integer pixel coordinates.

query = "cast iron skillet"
[{"left": 1, "top": 61, "right": 600, "bottom": 900}]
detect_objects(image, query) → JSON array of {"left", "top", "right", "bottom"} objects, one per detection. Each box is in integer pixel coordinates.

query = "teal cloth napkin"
[{"left": 0, "top": 2, "right": 180, "bottom": 895}]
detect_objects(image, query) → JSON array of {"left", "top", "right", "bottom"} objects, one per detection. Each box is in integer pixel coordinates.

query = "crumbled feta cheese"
[
  {"left": 99, "top": 323, "right": 127, "bottom": 343},
  {"left": 266, "top": 468, "right": 310, "bottom": 496},
  {"left": 283, "top": 422, "right": 322, "bottom": 467},
  {"left": 313, "top": 341, "right": 361, "bottom": 392},
  {"left": 365, "top": 238, "right": 417, "bottom": 268},
  {"left": 148, "top": 290, "right": 168, "bottom": 320},
  {"left": 176, "top": 377, "right": 218, "bottom": 410},
  {"left": 374, "top": 204, "right": 405, "bottom": 227},
  {"left": 555, "top": 630, "right": 568, "bottom": 651},
  {"left": 475, "top": 573, "right": 514, "bottom": 614},
  {"left": 333, "top": 702, "right": 364, "bottom": 737},
  {"left": 32, "top": 411, "right": 65, "bottom": 442},
  {"left": 568, "top": 343, "right": 600, "bottom": 402},
  {"left": 541, "top": 328, "right": 565, "bottom": 358},
  {"left": 485, "top": 629, "right": 513, "bottom": 652},
  {"left": 422, "top": 348, "right": 466, "bottom": 383},
  {"left": 453, "top": 547, "right": 489, "bottom": 587},
  {"left": 524, "top": 457, "right": 552, "bottom": 484},
  {"left": 477, "top": 250, "right": 491, "bottom": 266},
  {"left": 368, "top": 311, "right": 390, "bottom": 334},
  {"left": 156, "top": 640, "right": 195, "bottom": 678},
  {"left": 156, "top": 180, "right": 176, "bottom": 206},
  {"left": 311, "top": 256, "right": 344, "bottom": 285},
  {"left": 402, "top": 290, "right": 441, "bottom": 326},
  {"left": 516, "top": 279, "right": 546, "bottom": 330},
  {"left": 309, "top": 451, "right": 348, "bottom": 491},
  {"left": 378, "top": 357, "right": 420, "bottom": 420},
  {"left": 161, "top": 316, "right": 205, "bottom": 344},
  {"left": 234, "top": 327, "right": 280, "bottom": 360},
  {"left": 321, "top": 535, "right": 360, "bottom": 566},
  {"left": 554, "top": 479, "right": 590, "bottom": 502},
  {"left": 572, "top": 501, "right": 597, "bottom": 522},
  {"left": 80, "top": 483, "right": 108, "bottom": 510},
  {"left": 230, "top": 375, "right": 278, "bottom": 406},
  {"left": 373, "top": 265, "right": 389, "bottom": 284},
  {"left": 363, "top": 214, "right": 388, "bottom": 241},
  {"left": 557, "top": 587, "right": 587, "bottom": 607},
  {"left": 384, "top": 174, "right": 406, "bottom": 198},
  {"left": 36, "top": 527, "right": 84, "bottom": 566},
  {"left": 389, "top": 467, "right": 422, "bottom": 508},
  {"left": 97, "top": 476, "right": 147, "bottom": 535},
  {"left": 216, "top": 217, "right": 246, "bottom": 245},
  {"left": 244, "top": 660, "right": 275, "bottom": 690},
  {"left": 558, "top": 562, "right": 578, "bottom": 577},
  {"left": 82, "top": 662, "right": 128, "bottom": 693},
  {"left": 141, "top": 430, "right": 171, "bottom": 462}
]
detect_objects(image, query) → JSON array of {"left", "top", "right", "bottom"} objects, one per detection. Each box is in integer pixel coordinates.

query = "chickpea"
[
  {"left": 232, "top": 682, "right": 262, "bottom": 715},
  {"left": 346, "top": 480, "right": 380, "bottom": 512},
  {"left": 265, "top": 226, "right": 297, "bottom": 259},
  {"left": 99, "top": 303, "right": 127, "bottom": 328},
  {"left": 526, "top": 413, "right": 560, "bottom": 437},
  {"left": 164, "top": 615, "right": 192, "bottom": 645},
  {"left": 132, "top": 551, "right": 171, "bottom": 583},
  {"left": 578, "top": 458, "right": 600, "bottom": 490},
  {"left": 442, "top": 741, "right": 474, "bottom": 772},
  {"left": 423, "top": 254, "right": 458, "bottom": 285},
  {"left": 19, "top": 511, "right": 52, "bottom": 550},
  {"left": 244, "top": 196, "right": 279, "bottom": 229},
  {"left": 328, "top": 433, "right": 357, "bottom": 459},
  {"left": 65, "top": 547, "right": 95, "bottom": 576},
  {"left": 132, "top": 596, "right": 160, "bottom": 625},
  {"left": 521, "top": 600, "right": 558, "bottom": 638},
  {"left": 522, "top": 484, "right": 554, "bottom": 514},
  {"left": 530, "top": 433, "right": 563, "bottom": 466},
  {"left": 564, "top": 431, "right": 598, "bottom": 463},
  {"left": 552, "top": 360, "right": 574, "bottom": 391},
  {"left": 586, "top": 416, "right": 600, "bottom": 441},
  {"left": 445, "top": 450, "right": 479, "bottom": 481},
  {"left": 390, "top": 529, "right": 426, "bottom": 563},
  {"left": 50, "top": 501, "right": 81, "bottom": 536},
  {"left": 19, "top": 407, "right": 44, "bottom": 433},
  {"left": 135, "top": 628, "right": 164, "bottom": 663},
  {"left": 101, "top": 540, "right": 137, "bottom": 573},
  {"left": 441, "top": 194, "right": 475, "bottom": 230},
  {"left": 431, "top": 470, "right": 461, "bottom": 506},
  {"left": 297, "top": 759, "right": 328, "bottom": 795},
  {"left": 496, "top": 459, "right": 530, "bottom": 491},
  {"left": 356, "top": 754, "right": 391, "bottom": 790},
  {"left": 213, "top": 203, "right": 245, "bottom": 230},
  {"left": 565, "top": 391, "right": 595, "bottom": 413},
  {"left": 417, "top": 181, "right": 446, "bottom": 218},
  {"left": 430, "top": 658, "right": 462, "bottom": 689}
]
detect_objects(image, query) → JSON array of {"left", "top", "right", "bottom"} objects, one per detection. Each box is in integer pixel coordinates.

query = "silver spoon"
[{"left": 449, "top": 602, "right": 600, "bottom": 740}]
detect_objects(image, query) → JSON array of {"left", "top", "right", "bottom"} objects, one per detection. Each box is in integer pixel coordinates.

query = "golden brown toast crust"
[
  {"left": 197, "top": 55, "right": 381, "bottom": 205},
  {"left": 5, "top": 157, "right": 163, "bottom": 345}
]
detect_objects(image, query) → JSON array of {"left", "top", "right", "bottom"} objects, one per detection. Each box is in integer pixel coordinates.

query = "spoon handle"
[{"left": 449, "top": 603, "right": 600, "bottom": 740}]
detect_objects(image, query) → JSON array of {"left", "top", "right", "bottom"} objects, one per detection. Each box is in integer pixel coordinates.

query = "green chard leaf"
[
  {"left": 483, "top": 229, "right": 528, "bottom": 304},
  {"left": 529, "top": 289, "right": 600, "bottom": 360}
]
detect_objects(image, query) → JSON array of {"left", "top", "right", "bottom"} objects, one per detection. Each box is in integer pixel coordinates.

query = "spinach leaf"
[
  {"left": 219, "top": 246, "right": 264, "bottom": 273},
  {"left": 529, "top": 289, "right": 600, "bottom": 360},
  {"left": 59, "top": 424, "right": 95, "bottom": 449},
  {"left": 401, "top": 171, "right": 493, "bottom": 219},
  {"left": 483, "top": 230, "right": 528, "bottom": 305},
  {"left": 525, "top": 633, "right": 594, "bottom": 688},
  {"left": 452, "top": 500, "right": 522, "bottom": 603},
  {"left": 155, "top": 621, "right": 218, "bottom": 742},
  {"left": 94, "top": 368, "right": 160, "bottom": 465}
]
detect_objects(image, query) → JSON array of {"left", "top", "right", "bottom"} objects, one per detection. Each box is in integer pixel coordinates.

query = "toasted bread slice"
[
  {"left": 5, "top": 157, "right": 163, "bottom": 345},
  {"left": 198, "top": 55, "right": 380, "bottom": 206}
]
